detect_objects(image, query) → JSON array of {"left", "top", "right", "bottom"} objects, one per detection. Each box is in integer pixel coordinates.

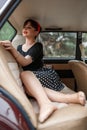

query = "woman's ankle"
[{"left": 39, "top": 103, "right": 57, "bottom": 123}]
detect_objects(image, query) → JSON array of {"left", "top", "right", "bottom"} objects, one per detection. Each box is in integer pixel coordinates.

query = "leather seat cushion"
[{"left": 37, "top": 103, "right": 87, "bottom": 130}]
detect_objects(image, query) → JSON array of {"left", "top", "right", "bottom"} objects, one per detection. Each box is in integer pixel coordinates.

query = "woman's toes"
[{"left": 78, "top": 91, "right": 86, "bottom": 106}]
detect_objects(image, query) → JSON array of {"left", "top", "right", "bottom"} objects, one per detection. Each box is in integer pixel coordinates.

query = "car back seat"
[
  {"left": 69, "top": 60, "right": 87, "bottom": 98},
  {"left": 0, "top": 44, "right": 87, "bottom": 130}
]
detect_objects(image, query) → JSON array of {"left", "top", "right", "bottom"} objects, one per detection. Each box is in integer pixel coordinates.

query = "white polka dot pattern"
[{"left": 32, "top": 67, "right": 64, "bottom": 91}]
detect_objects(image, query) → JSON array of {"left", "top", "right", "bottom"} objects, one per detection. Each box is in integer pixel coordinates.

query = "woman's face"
[{"left": 22, "top": 22, "right": 38, "bottom": 38}]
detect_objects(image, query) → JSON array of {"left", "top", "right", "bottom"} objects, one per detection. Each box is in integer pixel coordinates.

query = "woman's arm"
[{"left": 0, "top": 40, "right": 32, "bottom": 66}]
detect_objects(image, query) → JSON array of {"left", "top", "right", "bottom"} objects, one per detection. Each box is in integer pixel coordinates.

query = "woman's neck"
[
  {"left": 25, "top": 37, "right": 35, "bottom": 45},
  {"left": 22, "top": 38, "right": 36, "bottom": 52}
]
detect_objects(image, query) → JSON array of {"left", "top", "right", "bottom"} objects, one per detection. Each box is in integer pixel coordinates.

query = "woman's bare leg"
[
  {"left": 44, "top": 88, "right": 86, "bottom": 105},
  {"left": 20, "top": 71, "right": 57, "bottom": 123}
]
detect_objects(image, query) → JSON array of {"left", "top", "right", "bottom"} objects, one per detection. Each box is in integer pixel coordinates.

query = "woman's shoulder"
[
  {"left": 33, "top": 42, "right": 43, "bottom": 51},
  {"left": 35, "top": 42, "right": 43, "bottom": 47}
]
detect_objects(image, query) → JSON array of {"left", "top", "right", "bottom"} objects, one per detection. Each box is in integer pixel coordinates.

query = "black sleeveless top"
[{"left": 17, "top": 42, "right": 44, "bottom": 71}]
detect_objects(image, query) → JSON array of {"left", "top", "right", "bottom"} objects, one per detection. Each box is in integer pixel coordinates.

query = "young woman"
[{"left": 0, "top": 19, "right": 86, "bottom": 123}]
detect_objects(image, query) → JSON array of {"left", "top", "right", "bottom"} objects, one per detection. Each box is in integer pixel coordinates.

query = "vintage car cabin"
[{"left": 0, "top": 0, "right": 87, "bottom": 130}]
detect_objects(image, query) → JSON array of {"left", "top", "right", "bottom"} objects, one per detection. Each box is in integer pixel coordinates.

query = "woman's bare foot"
[
  {"left": 62, "top": 91, "right": 86, "bottom": 105},
  {"left": 39, "top": 103, "right": 57, "bottom": 123},
  {"left": 78, "top": 91, "right": 86, "bottom": 106}
]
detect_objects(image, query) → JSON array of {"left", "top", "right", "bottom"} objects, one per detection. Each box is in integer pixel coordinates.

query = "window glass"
[
  {"left": 0, "top": 21, "right": 16, "bottom": 41},
  {"left": 82, "top": 33, "right": 87, "bottom": 58},
  {"left": 38, "top": 32, "right": 76, "bottom": 58}
]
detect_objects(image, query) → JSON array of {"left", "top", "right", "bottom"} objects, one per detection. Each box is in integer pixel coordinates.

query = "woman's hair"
[{"left": 23, "top": 19, "right": 42, "bottom": 33}]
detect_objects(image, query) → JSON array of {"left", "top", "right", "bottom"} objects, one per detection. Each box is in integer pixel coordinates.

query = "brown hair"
[{"left": 23, "top": 19, "right": 41, "bottom": 33}]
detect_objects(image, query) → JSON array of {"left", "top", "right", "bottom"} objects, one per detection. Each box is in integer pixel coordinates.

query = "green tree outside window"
[{"left": 0, "top": 21, "right": 16, "bottom": 41}]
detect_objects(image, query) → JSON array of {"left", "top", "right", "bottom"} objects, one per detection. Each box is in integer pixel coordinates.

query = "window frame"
[{"left": 0, "top": 0, "right": 22, "bottom": 28}]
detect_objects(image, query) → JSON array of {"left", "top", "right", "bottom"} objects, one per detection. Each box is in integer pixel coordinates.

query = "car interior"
[{"left": 0, "top": 0, "right": 87, "bottom": 130}]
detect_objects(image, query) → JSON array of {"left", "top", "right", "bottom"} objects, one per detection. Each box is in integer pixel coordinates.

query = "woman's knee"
[
  {"left": 20, "top": 71, "right": 29, "bottom": 79},
  {"left": 20, "top": 71, "right": 26, "bottom": 78},
  {"left": 20, "top": 71, "right": 33, "bottom": 78}
]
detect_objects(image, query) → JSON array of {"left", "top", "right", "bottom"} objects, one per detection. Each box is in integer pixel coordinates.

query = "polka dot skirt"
[{"left": 32, "top": 67, "right": 64, "bottom": 91}]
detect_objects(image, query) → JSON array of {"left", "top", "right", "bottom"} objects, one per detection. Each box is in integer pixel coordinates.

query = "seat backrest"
[
  {"left": 68, "top": 60, "right": 87, "bottom": 98},
  {"left": 0, "top": 45, "right": 37, "bottom": 128}
]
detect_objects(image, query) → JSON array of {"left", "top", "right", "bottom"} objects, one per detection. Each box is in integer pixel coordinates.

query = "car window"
[
  {"left": 82, "top": 33, "right": 87, "bottom": 58},
  {"left": 37, "top": 32, "right": 76, "bottom": 59},
  {"left": 0, "top": 21, "right": 16, "bottom": 41}
]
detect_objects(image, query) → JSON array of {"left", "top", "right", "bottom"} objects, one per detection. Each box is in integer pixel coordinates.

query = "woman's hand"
[
  {"left": 0, "top": 40, "right": 32, "bottom": 66},
  {"left": 0, "top": 40, "right": 14, "bottom": 51}
]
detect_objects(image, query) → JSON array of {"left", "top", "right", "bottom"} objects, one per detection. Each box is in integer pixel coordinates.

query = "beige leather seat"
[
  {"left": 0, "top": 45, "right": 87, "bottom": 130},
  {"left": 69, "top": 60, "right": 87, "bottom": 98}
]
